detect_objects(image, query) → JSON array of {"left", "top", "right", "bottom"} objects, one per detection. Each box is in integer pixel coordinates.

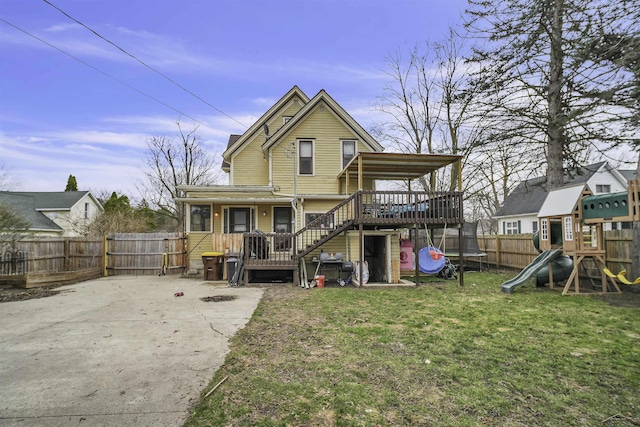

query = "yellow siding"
[
  {"left": 229, "top": 95, "right": 305, "bottom": 186},
  {"left": 271, "top": 105, "right": 375, "bottom": 195},
  {"left": 232, "top": 135, "right": 269, "bottom": 185},
  {"left": 186, "top": 232, "right": 214, "bottom": 269}
]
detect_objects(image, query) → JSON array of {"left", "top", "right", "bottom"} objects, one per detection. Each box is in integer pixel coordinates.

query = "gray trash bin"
[{"left": 227, "top": 258, "right": 237, "bottom": 283}]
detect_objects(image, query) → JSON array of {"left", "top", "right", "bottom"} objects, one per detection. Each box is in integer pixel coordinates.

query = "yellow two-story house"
[{"left": 178, "top": 86, "right": 464, "bottom": 286}]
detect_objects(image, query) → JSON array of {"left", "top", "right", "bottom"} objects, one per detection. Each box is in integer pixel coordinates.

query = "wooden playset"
[{"left": 536, "top": 178, "right": 640, "bottom": 295}]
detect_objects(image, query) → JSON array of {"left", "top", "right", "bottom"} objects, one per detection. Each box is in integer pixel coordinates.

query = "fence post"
[
  {"left": 103, "top": 235, "right": 108, "bottom": 277},
  {"left": 64, "top": 239, "right": 70, "bottom": 272},
  {"left": 496, "top": 235, "right": 502, "bottom": 269}
]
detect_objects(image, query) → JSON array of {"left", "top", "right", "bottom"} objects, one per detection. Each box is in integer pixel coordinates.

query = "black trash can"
[
  {"left": 227, "top": 258, "right": 237, "bottom": 284},
  {"left": 202, "top": 252, "right": 223, "bottom": 280}
]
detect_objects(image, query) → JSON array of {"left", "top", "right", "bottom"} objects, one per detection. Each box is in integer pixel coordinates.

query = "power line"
[
  {"left": 0, "top": 18, "right": 203, "bottom": 125},
  {"left": 43, "top": 0, "right": 248, "bottom": 129}
]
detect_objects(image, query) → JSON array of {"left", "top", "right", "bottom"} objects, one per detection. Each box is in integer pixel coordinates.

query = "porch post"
[
  {"left": 414, "top": 221, "right": 420, "bottom": 286},
  {"left": 358, "top": 154, "right": 363, "bottom": 191},
  {"left": 458, "top": 192, "right": 464, "bottom": 287},
  {"left": 359, "top": 222, "right": 364, "bottom": 286},
  {"left": 458, "top": 223, "right": 465, "bottom": 287}
]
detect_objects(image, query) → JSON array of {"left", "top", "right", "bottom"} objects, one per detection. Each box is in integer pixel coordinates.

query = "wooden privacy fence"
[
  {"left": 478, "top": 230, "right": 634, "bottom": 272},
  {"left": 0, "top": 237, "right": 103, "bottom": 288},
  {"left": 105, "top": 232, "right": 186, "bottom": 276}
]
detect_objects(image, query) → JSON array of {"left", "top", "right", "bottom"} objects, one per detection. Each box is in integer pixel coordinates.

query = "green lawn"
[{"left": 185, "top": 272, "right": 640, "bottom": 426}]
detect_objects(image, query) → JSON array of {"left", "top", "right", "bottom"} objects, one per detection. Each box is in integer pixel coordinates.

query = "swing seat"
[
  {"left": 429, "top": 249, "right": 443, "bottom": 260},
  {"left": 603, "top": 268, "right": 618, "bottom": 278}
]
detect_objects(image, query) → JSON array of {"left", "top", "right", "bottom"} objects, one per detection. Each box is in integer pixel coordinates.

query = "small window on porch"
[
  {"left": 190, "top": 205, "right": 211, "bottom": 232},
  {"left": 227, "top": 208, "right": 253, "bottom": 233},
  {"left": 305, "top": 213, "right": 333, "bottom": 229}
]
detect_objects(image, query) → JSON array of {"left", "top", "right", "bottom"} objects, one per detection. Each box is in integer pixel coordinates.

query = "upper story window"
[
  {"left": 596, "top": 184, "right": 611, "bottom": 193},
  {"left": 190, "top": 205, "right": 211, "bottom": 232},
  {"left": 299, "top": 140, "right": 314, "bottom": 175},
  {"left": 283, "top": 116, "right": 293, "bottom": 124},
  {"left": 342, "top": 140, "right": 356, "bottom": 168},
  {"left": 84, "top": 203, "right": 89, "bottom": 219}
]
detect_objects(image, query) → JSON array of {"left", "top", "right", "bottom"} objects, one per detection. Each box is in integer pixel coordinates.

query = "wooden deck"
[{"left": 238, "top": 190, "right": 464, "bottom": 285}]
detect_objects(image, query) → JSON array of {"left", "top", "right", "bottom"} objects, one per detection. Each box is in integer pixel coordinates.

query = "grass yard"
[{"left": 185, "top": 272, "right": 640, "bottom": 426}]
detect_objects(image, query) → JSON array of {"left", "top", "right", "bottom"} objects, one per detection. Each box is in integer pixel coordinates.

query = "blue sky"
[{"left": 0, "top": 0, "right": 468, "bottom": 196}]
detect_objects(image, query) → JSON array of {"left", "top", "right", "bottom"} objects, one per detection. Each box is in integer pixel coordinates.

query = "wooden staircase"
[{"left": 294, "top": 193, "right": 358, "bottom": 259}]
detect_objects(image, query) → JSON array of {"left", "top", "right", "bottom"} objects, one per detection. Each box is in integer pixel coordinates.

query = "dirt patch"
[
  {"left": 0, "top": 285, "right": 67, "bottom": 303},
  {"left": 200, "top": 295, "right": 237, "bottom": 302}
]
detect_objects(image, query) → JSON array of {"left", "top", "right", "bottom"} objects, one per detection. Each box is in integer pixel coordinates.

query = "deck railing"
[{"left": 240, "top": 190, "right": 464, "bottom": 269}]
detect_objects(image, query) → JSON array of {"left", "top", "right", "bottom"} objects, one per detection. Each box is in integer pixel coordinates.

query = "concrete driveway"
[{"left": 0, "top": 276, "right": 264, "bottom": 426}]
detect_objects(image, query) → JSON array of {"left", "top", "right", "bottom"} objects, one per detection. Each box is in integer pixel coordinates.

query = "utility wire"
[
  {"left": 0, "top": 18, "right": 203, "bottom": 125},
  {"left": 43, "top": 0, "right": 248, "bottom": 129}
]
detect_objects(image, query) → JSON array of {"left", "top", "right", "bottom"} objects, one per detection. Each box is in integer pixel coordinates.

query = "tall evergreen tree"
[{"left": 65, "top": 174, "right": 78, "bottom": 191}]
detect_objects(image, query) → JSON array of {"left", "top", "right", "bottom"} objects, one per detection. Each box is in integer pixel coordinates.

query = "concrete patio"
[{"left": 0, "top": 275, "right": 263, "bottom": 426}]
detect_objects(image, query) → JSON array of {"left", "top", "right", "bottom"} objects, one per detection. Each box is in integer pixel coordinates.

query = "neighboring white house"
[
  {"left": 0, "top": 191, "right": 104, "bottom": 237},
  {"left": 494, "top": 161, "right": 632, "bottom": 235}
]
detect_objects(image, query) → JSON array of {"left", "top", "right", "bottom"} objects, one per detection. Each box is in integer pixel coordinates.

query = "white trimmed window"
[
  {"left": 224, "top": 207, "right": 254, "bottom": 233},
  {"left": 298, "top": 140, "right": 314, "bottom": 175},
  {"left": 596, "top": 184, "right": 611, "bottom": 193},
  {"left": 541, "top": 219, "right": 549, "bottom": 241},
  {"left": 342, "top": 140, "right": 356, "bottom": 168},
  {"left": 190, "top": 205, "right": 211, "bottom": 232},
  {"left": 564, "top": 216, "right": 573, "bottom": 241},
  {"left": 305, "top": 212, "right": 334, "bottom": 229},
  {"left": 504, "top": 220, "right": 521, "bottom": 235}
]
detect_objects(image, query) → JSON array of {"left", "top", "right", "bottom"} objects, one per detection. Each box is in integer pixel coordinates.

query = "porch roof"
[{"left": 338, "top": 152, "right": 463, "bottom": 184}]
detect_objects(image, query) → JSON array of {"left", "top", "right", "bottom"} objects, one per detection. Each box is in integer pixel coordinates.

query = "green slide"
[{"left": 501, "top": 249, "right": 564, "bottom": 294}]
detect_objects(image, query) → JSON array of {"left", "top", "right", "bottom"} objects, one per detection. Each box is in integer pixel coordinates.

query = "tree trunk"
[
  {"left": 546, "top": 0, "right": 566, "bottom": 191},
  {"left": 632, "top": 152, "right": 640, "bottom": 280}
]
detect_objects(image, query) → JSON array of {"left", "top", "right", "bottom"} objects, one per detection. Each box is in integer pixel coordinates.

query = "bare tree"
[
  {"left": 0, "top": 202, "right": 29, "bottom": 255},
  {"left": 139, "top": 121, "right": 221, "bottom": 230},
  {"left": 375, "top": 42, "right": 442, "bottom": 190},
  {"left": 0, "top": 162, "right": 17, "bottom": 191}
]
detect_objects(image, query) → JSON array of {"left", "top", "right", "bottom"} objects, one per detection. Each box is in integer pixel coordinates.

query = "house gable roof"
[
  {"left": 261, "top": 89, "right": 383, "bottom": 153},
  {"left": 495, "top": 161, "right": 624, "bottom": 218},
  {"left": 8, "top": 191, "right": 100, "bottom": 211},
  {"left": 0, "top": 192, "right": 63, "bottom": 231},
  {"left": 222, "top": 86, "right": 310, "bottom": 164},
  {"left": 221, "top": 134, "right": 241, "bottom": 171}
]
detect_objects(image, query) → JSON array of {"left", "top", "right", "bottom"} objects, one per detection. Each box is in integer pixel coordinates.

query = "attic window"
[
  {"left": 596, "top": 184, "right": 611, "bottom": 193},
  {"left": 283, "top": 116, "right": 293, "bottom": 124}
]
